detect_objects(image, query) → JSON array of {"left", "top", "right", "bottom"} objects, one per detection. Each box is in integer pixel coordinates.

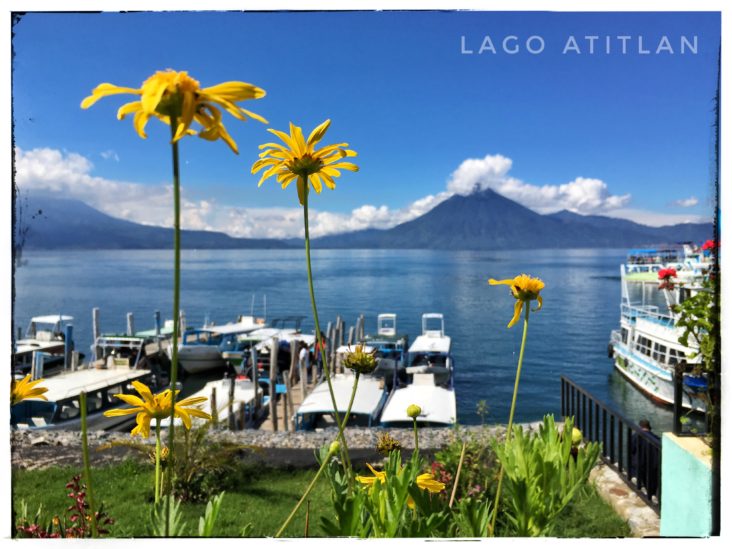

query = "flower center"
[{"left": 288, "top": 154, "right": 324, "bottom": 178}]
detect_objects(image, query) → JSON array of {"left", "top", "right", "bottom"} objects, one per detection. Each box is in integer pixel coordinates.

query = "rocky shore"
[{"left": 11, "top": 424, "right": 541, "bottom": 470}]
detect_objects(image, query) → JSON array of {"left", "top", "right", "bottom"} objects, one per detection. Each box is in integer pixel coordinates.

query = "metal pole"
[
  {"left": 673, "top": 364, "right": 684, "bottom": 435},
  {"left": 92, "top": 307, "right": 101, "bottom": 362},
  {"left": 64, "top": 324, "right": 73, "bottom": 371},
  {"left": 154, "top": 310, "right": 161, "bottom": 337},
  {"left": 127, "top": 313, "right": 135, "bottom": 336}
]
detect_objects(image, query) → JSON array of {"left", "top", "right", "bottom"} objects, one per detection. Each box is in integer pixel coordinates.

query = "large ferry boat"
[{"left": 608, "top": 250, "right": 710, "bottom": 412}]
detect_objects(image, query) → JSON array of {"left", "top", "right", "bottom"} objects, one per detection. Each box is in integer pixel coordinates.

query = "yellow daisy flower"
[
  {"left": 81, "top": 69, "right": 267, "bottom": 153},
  {"left": 252, "top": 119, "right": 358, "bottom": 205},
  {"left": 355, "top": 463, "right": 387, "bottom": 489},
  {"left": 489, "top": 273, "right": 545, "bottom": 328},
  {"left": 415, "top": 472, "right": 446, "bottom": 493},
  {"left": 103, "top": 380, "right": 211, "bottom": 437},
  {"left": 10, "top": 374, "right": 48, "bottom": 406}
]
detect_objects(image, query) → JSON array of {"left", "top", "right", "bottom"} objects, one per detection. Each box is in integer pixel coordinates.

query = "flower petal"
[
  {"left": 507, "top": 299, "right": 524, "bottom": 329},
  {"left": 81, "top": 83, "right": 141, "bottom": 109}
]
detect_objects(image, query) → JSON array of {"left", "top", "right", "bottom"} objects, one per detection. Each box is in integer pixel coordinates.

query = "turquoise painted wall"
[{"left": 660, "top": 433, "right": 713, "bottom": 537}]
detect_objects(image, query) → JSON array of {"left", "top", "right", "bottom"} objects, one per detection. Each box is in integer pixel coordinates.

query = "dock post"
[
  {"left": 179, "top": 310, "right": 186, "bottom": 334},
  {"left": 283, "top": 375, "right": 293, "bottom": 432},
  {"left": 64, "top": 324, "right": 73, "bottom": 371},
  {"left": 269, "top": 338, "right": 279, "bottom": 431},
  {"left": 228, "top": 376, "right": 236, "bottom": 431},
  {"left": 289, "top": 340, "right": 299, "bottom": 391},
  {"left": 92, "top": 307, "right": 101, "bottom": 361},
  {"left": 31, "top": 351, "right": 45, "bottom": 380},
  {"left": 127, "top": 313, "right": 135, "bottom": 336},
  {"left": 16, "top": 327, "right": 22, "bottom": 342},
  {"left": 238, "top": 404, "right": 246, "bottom": 430},
  {"left": 250, "top": 346, "right": 259, "bottom": 419},
  {"left": 72, "top": 351, "right": 80, "bottom": 371},
  {"left": 358, "top": 314, "right": 365, "bottom": 341},
  {"left": 347, "top": 326, "right": 355, "bottom": 346},
  {"left": 211, "top": 386, "right": 218, "bottom": 426},
  {"left": 154, "top": 310, "right": 161, "bottom": 337}
]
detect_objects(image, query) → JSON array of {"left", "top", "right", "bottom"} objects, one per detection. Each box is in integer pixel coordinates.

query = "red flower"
[
  {"left": 701, "top": 240, "right": 719, "bottom": 251},
  {"left": 658, "top": 268, "right": 677, "bottom": 280}
]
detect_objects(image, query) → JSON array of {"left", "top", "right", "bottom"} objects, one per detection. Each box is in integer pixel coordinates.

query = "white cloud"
[
  {"left": 100, "top": 150, "right": 120, "bottom": 162},
  {"left": 673, "top": 196, "right": 699, "bottom": 208},
  {"left": 604, "top": 208, "right": 710, "bottom": 227},
  {"left": 16, "top": 146, "right": 705, "bottom": 239},
  {"left": 446, "top": 153, "right": 631, "bottom": 214}
]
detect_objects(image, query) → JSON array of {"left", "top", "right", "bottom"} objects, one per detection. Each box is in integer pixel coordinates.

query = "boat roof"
[
  {"left": 380, "top": 383, "right": 456, "bottom": 425},
  {"left": 408, "top": 334, "right": 451, "bottom": 354},
  {"left": 335, "top": 344, "right": 377, "bottom": 355},
  {"left": 297, "top": 373, "right": 385, "bottom": 417},
  {"left": 199, "top": 319, "right": 263, "bottom": 335},
  {"left": 37, "top": 368, "right": 151, "bottom": 402},
  {"left": 30, "top": 315, "right": 73, "bottom": 324}
]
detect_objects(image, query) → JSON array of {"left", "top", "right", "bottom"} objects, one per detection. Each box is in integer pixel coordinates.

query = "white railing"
[{"left": 621, "top": 304, "right": 675, "bottom": 327}]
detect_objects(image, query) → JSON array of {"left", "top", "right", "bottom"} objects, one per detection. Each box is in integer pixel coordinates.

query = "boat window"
[
  {"left": 634, "top": 336, "right": 653, "bottom": 357},
  {"left": 87, "top": 391, "right": 104, "bottom": 413},
  {"left": 652, "top": 343, "right": 667, "bottom": 363},
  {"left": 621, "top": 328, "right": 628, "bottom": 344},
  {"left": 57, "top": 400, "right": 81, "bottom": 421}
]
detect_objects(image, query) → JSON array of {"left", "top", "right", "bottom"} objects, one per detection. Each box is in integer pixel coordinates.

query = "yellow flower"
[
  {"left": 10, "top": 374, "right": 48, "bottom": 406},
  {"left": 407, "top": 472, "right": 446, "bottom": 509},
  {"left": 489, "top": 273, "right": 545, "bottom": 328},
  {"left": 81, "top": 69, "right": 267, "bottom": 153},
  {"left": 252, "top": 119, "right": 358, "bottom": 205},
  {"left": 103, "top": 380, "right": 211, "bottom": 437},
  {"left": 416, "top": 472, "right": 446, "bottom": 493},
  {"left": 356, "top": 463, "right": 387, "bottom": 488}
]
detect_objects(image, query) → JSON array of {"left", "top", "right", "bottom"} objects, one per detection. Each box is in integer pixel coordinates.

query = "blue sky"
[{"left": 12, "top": 10, "right": 720, "bottom": 238}]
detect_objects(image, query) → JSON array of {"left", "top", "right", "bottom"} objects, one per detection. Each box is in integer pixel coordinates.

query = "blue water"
[{"left": 12, "top": 248, "right": 676, "bottom": 430}]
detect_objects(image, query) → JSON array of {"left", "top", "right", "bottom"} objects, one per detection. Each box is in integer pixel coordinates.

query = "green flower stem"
[
  {"left": 302, "top": 187, "right": 350, "bottom": 463},
  {"left": 275, "top": 445, "right": 338, "bottom": 538},
  {"left": 335, "top": 372, "right": 360, "bottom": 473},
  {"left": 489, "top": 304, "right": 530, "bottom": 536},
  {"left": 155, "top": 420, "right": 162, "bottom": 504},
  {"left": 79, "top": 392, "right": 98, "bottom": 537},
  {"left": 412, "top": 417, "right": 419, "bottom": 454},
  {"left": 165, "top": 117, "right": 182, "bottom": 536}
]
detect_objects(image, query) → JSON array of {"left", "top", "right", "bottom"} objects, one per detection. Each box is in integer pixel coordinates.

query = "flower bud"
[
  {"left": 343, "top": 344, "right": 378, "bottom": 375},
  {"left": 571, "top": 427, "right": 583, "bottom": 446},
  {"left": 329, "top": 440, "right": 341, "bottom": 454},
  {"left": 407, "top": 404, "right": 422, "bottom": 419}
]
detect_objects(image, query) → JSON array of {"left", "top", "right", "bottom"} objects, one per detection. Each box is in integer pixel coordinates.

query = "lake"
[{"left": 12, "top": 247, "right": 677, "bottom": 431}]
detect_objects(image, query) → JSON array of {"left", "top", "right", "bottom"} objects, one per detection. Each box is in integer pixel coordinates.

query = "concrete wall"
[{"left": 660, "top": 433, "right": 713, "bottom": 537}]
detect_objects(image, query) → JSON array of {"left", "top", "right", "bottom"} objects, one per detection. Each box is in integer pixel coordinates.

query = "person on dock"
[
  {"left": 299, "top": 342, "right": 311, "bottom": 383},
  {"left": 314, "top": 332, "right": 326, "bottom": 379},
  {"left": 630, "top": 419, "right": 660, "bottom": 500}
]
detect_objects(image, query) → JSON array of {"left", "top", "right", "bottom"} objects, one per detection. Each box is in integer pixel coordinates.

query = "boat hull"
[
  {"left": 178, "top": 345, "right": 227, "bottom": 374},
  {"left": 612, "top": 345, "right": 707, "bottom": 412}
]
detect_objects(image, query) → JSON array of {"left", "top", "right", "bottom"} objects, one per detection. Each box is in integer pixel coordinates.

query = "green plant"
[
  {"left": 673, "top": 282, "right": 716, "bottom": 374},
  {"left": 433, "top": 430, "right": 500, "bottom": 504},
  {"left": 476, "top": 400, "right": 489, "bottom": 425},
  {"left": 493, "top": 415, "right": 600, "bottom": 537},
  {"left": 198, "top": 491, "right": 226, "bottom": 537},
  {"left": 148, "top": 496, "right": 186, "bottom": 537}
]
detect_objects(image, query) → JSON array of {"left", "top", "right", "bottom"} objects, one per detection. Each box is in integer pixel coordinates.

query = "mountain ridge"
[{"left": 14, "top": 191, "right": 713, "bottom": 251}]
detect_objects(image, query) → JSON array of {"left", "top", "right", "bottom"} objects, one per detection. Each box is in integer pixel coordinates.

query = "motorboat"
[{"left": 380, "top": 313, "right": 456, "bottom": 426}]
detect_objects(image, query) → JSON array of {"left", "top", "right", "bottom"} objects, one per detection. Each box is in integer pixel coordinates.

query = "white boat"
[
  {"left": 294, "top": 345, "right": 389, "bottom": 430},
  {"left": 608, "top": 263, "right": 708, "bottom": 412},
  {"left": 160, "top": 376, "right": 264, "bottom": 428},
  {"left": 358, "top": 313, "right": 409, "bottom": 387},
  {"left": 11, "top": 363, "right": 161, "bottom": 431},
  {"left": 177, "top": 316, "right": 265, "bottom": 374},
  {"left": 14, "top": 315, "right": 75, "bottom": 375},
  {"left": 380, "top": 313, "right": 456, "bottom": 426}
]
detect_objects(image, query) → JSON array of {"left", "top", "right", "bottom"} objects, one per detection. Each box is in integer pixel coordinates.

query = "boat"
[
  {"left": 177, "top": 316, "right": 265, "bottom": 375},
  {"left": 160, "top": 375, "right": 264, "bottom": 429},
  {"left": 13, "top": 315, "right": 77, "bottom": 375},
  {"left": 10, "top": 363, "right": 163, "bottom": 431},
  {"left": 293, "top": 314, "right": 409, "bottom": 430},
  {"left": 379, "top": 313, "right": 456, "bottom": 426},
  {"left": 608, "top": 261, "right": 709, "bottom": 412},
  {"left": 294, "top": 344, "right": 389, "bottom": 430}
]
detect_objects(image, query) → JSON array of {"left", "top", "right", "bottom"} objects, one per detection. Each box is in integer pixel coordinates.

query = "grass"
[{"left": 12, "top": 458, "right": 631, "bottom": 538}]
